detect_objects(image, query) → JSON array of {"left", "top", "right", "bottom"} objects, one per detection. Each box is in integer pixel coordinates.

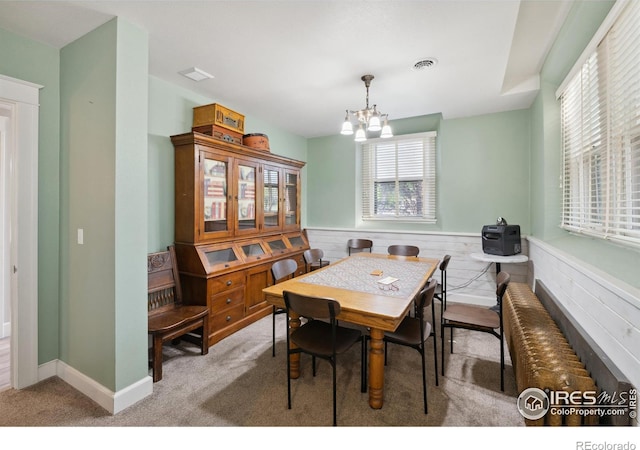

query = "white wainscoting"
[
  {"left": 303, "top": 227, "right": 529, "bottom": 307},
  {"left": 527, "top": 236, "right": 640, "bottom": 392}
]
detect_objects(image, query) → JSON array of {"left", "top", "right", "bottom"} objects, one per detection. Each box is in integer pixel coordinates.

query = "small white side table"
[
  {"left": 470, "top": 252, "right": 529, "bottom": 277},
  {"left": 470, "top": 252, "right": 529, "bottom": 310}
]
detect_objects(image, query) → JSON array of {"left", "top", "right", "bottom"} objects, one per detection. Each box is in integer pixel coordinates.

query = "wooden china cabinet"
[{"left": 171, "top": 132, "right": 308, "bottom": 346}]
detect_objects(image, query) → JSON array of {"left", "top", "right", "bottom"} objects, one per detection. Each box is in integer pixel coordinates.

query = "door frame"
[{"left": 0, "top": 74, "right": 41, "bottom": 389}]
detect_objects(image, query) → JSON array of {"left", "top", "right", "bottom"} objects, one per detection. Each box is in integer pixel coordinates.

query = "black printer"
[{"left": 482, "top": 223, "right": 521, "bottom": 256}]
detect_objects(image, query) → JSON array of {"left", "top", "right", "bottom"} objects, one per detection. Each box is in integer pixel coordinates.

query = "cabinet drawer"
[
  {"left": 211, "top": 304, "right": 245, "bottom": 331},
  {"left": 210, "top": 286, "right": 244, "bottom": 311},
  {"left": 208, "top": 272, "right": 246, "bottom": 293}
]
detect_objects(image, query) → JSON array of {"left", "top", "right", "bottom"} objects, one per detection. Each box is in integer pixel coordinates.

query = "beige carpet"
[{"left": 0, "top": 309, "right": 525, "bottom": 427}]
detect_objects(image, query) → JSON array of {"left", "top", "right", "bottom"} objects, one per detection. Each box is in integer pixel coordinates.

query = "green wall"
[
  {"left": 439, "top": 110, "right": 530, "bottom": 232},
  {"left": 0, "top": 27, "right": 61, "bottom": 364},
  {"left": 59, "top": 18, "right": 149, "bottom": 390},
  {"left": 114, "top": 20, "right": 150, "bottom": 391},
  {"left": 307, "top": 110, "right": 531, "bottom": 234}
]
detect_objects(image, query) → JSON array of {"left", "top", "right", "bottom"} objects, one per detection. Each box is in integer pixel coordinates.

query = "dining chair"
[
  {"left": 433, "top": 255, "right": 451, "bottom": 334},
  {"left": 347, "top": 238, "right": 373, "bottom": 255},
  {"left": 383, "top": 278, "right": 438, "bottom": 413},
  {"left": 283, "top": 290, "right": 366, "bottom": 426},
  {"left": 387, "top": 244, "right": 420, "bottom": 257},
  {"left": 303, "top": 248, "right": 329, "bottom": 272},
  {"left": 441, "top": 271, "right": 510, "bottom": 391},
  {"left": 270, "top": 258, "right": 298, "bottom": 357}
]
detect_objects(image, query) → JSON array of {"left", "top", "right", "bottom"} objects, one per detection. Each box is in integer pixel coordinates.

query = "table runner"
[{"left": 299, "top": 256, "right": 432, "bottom": 298}]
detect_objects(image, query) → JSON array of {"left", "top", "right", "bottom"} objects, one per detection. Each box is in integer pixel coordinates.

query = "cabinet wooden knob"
[
  {"left": 226, "top": 298, "right": 232, "bottom": 304},
  {"left": 226, "top": 315, "right": 232, "bottom": 322},
  {"left": 226, "top": 280, "right": 232, "bottom": 286}
]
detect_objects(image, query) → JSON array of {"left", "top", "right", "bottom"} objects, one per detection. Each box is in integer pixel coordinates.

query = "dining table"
[{"left": 262, "top": 251, "right": 439, "bottom": 409}]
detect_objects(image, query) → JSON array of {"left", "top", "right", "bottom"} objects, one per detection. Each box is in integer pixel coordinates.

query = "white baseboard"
[{"left": 38, "top": 359, "right": 152, "bottom": 414}]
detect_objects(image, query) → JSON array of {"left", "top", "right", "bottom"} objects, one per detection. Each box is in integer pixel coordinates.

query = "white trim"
[
  {"left": 0, "top": 74, "right": 41, "bottom": 389},
  {"left": 527, "top": 236, "right": 640, "bottom": 390},
  {"left": 0, "top": 74, "right": 42, "bottom": 105},
  {"left": 45, "top": 359, "right": 153, "bottom": 415},
  {"left": 555, "top": 0, "right": 630, "bottom": 98},
  {"left": 527, "top": 236, "right": 640, "bottom": 303},
  {"left": 358, "top": 130, "right": 437, "bottom": 146},
  {"left": 0, "top": 112, "right": 10, "bottom": 340}
]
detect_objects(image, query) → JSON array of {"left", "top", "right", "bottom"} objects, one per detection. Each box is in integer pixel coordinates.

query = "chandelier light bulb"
[
  {"left": 354, "top": 124, "right": 367, "bottom": 142},
  {"left": 380, "top": 116, "right": 393, "bottom": 138},
  {"left": 341, "top": 120, "right": 354, "bottom": 136},
  {"left": 368, "top": 107, "right": 382, "bottom": 132}
]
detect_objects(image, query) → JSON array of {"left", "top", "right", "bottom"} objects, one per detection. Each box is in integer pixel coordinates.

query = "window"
[
  {"left": 360, "top": 131, "right": 436, "bottom": 222},
  {"left": 559, "top": 0, "right": 640, "bottom": 247}
]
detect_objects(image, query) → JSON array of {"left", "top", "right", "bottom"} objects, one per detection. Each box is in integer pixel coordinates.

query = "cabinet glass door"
[
  {"left": 284, "top": 169, "right": 299, "bottom": 229},
  {"left": 236, "top": 161, "right": 258, "bottom": 234},
  {"left": 203, "top": 157, "right": 229, "bottom": 235},
  {"left": 263, "top": 166, "right": 280, "bottom": 230}
]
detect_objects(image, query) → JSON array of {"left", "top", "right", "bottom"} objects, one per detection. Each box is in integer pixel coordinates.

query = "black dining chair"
[
  {"left": 303, "top": 248, "right": 329, "bottom": 272},
  {"left": 270, "top": 258, "right": 298, "bottom": 357},
  {"left": 387, "top": 245, "right": 420, "bottom": 257},
  {"left": 383, "top": 278, "right": 438, "bottom": 413},
  {"left": 347, "top": 239, "right": 373, "bottom": 255},
  {"left": 441, "top": 271, "right": 510, "bottom": 391},
  {"left": 433, "top": 255, "right": 451, "bottom": 334},
  {"left": 283, "top": 290, "right": 366, "bottom": 426}
]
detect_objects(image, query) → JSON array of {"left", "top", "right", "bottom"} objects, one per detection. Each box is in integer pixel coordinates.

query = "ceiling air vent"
[{"left": 412, "top": 58, "right": 438, "bottom": 71}]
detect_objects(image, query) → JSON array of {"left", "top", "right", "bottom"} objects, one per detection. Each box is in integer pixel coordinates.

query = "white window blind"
[
  {"left": 560, "top": 0, "right": 640, "bottom": 247},
  {"left": 361, "top": 132, "right": 436, "bottom": 222}
]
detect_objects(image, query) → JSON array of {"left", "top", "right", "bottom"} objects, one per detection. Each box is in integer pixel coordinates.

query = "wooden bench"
[
  {"left": 503, "top": 281, "right": 634, "bottom": 426},
  {"left": 148, "top": 245, "right": 209, "bottom": 382}
]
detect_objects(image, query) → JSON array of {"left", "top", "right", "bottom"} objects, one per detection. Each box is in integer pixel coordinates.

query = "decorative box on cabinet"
[{"left": 171, "top": 132, "right": 307, "bottom": 346}]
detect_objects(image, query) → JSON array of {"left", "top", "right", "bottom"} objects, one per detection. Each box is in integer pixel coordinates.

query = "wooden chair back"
[
  {"left": 148, "top": 246, "right": 183, "bottom": 316},
  {"left": 284, "top": 290, "right": 341, "bottom": 321},
  {"left": 303, "top": 248, "right": 329, "bottom": 272},
  {"left": 271, "top": 258, "right": 298, "bottom": 284},
  {"left": 347, "top": 239, "right": 373, "bottom": 255},
  {"left": 387, "top": 245, "right": 420, "bottom": 257}
]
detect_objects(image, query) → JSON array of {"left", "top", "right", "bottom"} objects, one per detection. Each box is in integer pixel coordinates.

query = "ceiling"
[{"left": 0, "top": 0, "right": 575, "bottom": 138}]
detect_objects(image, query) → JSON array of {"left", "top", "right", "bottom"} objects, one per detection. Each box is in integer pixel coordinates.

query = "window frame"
[
  {"left": 558, "top": 0, "right": 640, "bottom": 248},
  {"left": 358, "top": 131, "right": 437, "bottom": 224}
]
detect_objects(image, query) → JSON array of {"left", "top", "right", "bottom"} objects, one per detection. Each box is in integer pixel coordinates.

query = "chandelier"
[{"left": 340, "top": 74, "right": 393, "bottom": 142}]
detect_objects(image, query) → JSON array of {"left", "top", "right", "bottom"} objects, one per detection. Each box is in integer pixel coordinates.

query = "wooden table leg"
[
  {"left": 368, "top": 327, "right": 385, "bottom": 409},
  {"left": 288, "top": 312, "right": 301, "bottom": 379}
]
